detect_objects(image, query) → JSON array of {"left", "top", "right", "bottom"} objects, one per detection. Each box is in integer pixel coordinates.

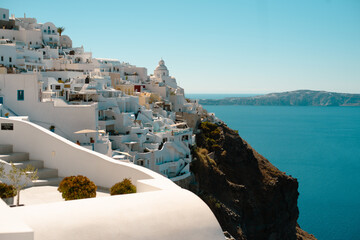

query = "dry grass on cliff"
[{"left": 196, "top": 148, "right": 217, "bottom": 167}]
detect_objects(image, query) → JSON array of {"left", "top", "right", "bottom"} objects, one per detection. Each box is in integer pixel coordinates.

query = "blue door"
[{"left": 0, "top": 96, "right": 3, "bottom": 104}]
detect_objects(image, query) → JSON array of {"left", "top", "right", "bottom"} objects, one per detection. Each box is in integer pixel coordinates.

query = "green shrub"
[
  {"left": 198, "top": 122, "right": 223, "bottom": 150},
  {"left": 200, "top": 122, "right": 218, "bottom": 133},
  {"left": 110, "top": 178, "right": 136, "bottom": 195},
  {"left": 58, "top": 175, "right": 97, "bottom": 201},
  {"left": 0, "top": 183, "right": 17, "bottom": 198},
  {"left": 210, "top": 129, "right": 221, "bottom": 139},
  {"left": 211, "top": 144, "right": 222, "bottom": 153}
]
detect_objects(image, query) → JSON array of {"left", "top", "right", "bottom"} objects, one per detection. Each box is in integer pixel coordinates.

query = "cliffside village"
[{"left": 0, "top": 8, "right": 222, "bottom": 182}]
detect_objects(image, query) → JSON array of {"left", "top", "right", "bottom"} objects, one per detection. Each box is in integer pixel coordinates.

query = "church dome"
[{"left": 155, "top": 59, "right": 168, "bottom": 71}]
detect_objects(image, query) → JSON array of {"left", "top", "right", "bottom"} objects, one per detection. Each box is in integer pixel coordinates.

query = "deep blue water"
[
  {"left": 186, "top": 93, "right": 260, "bottom": 99},
  {"left": 189, "top": 96, "right": 360, "bottom": 240}
]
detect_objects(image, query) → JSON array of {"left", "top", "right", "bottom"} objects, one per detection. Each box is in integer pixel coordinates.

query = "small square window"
[
  {"left": 44, "top": 29, "right": 46, "bottom": 33},
  {"left": 52, "top": 30, "right": 54, "bottom": 33},
  {"left": 3, "top": 14, "right": 5, "bottom": 19},
  {"left": 17, "top": 90, "right": 24, "bottom": 101},
  {"left": 9, "top": 57, "right": 12, "bottom": 62},
  {"left": 1, "top": 123, "right": 13, "bottom": 130}
]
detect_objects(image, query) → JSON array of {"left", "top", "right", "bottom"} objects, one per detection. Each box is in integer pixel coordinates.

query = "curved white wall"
[
  {"left": 0, "top": 117, "right": 224, "bottom": 240},
  {"left": 0, "top": 117, "right": 173, "bottom": 190},
  {"left": 11, "top": 189, "right": 224, "bottom": 240}
]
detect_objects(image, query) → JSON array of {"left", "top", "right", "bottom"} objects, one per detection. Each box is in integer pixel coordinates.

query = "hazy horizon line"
[{"left": 186, "top": 89, "right": 360, "bottom": 95}]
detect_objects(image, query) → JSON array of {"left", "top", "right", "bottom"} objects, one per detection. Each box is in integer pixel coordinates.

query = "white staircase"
[{"left": 0, "top": 144, "right": 62, "bottom": 186}]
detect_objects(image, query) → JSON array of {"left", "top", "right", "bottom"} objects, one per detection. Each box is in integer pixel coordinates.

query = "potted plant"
[
  {"left": 0, "top": 182, "right": 17, "bottom": 205},
  {"left": 49, "top": 125, "right": 55, "bottom": 132},
  {"left": 58, "top": 175, "right": 97, "bottom": 201},
  {"left": 0, "top": 163, "right": 38, "bottom": 206},
  {"left": 110, "top": 178, "right": 136, "bottom": 195}
]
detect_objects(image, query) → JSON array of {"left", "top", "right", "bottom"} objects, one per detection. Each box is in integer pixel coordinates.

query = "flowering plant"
[
  {"left": 110, "top": 178, "right": 136, "bottom": 195},
  {"left": 58, "top": 175, "right": 97, "bottom": 201}
]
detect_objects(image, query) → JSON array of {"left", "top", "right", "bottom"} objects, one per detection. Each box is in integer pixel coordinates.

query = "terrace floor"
[{"left": 17, "top": 186, "right": 110, "bottom": 206}]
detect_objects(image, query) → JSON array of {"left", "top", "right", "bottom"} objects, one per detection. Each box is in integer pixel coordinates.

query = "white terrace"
[{"left": 0, "top": 117, "right": 224, "bottom": 240}]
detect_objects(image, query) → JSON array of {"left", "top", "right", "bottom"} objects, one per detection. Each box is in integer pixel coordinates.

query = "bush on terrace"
[
  {"left": 110, "top": 178, "right": 136, "bottom": 195},
  {"left": 58, "top": 175, "right": 97, "bottom": 201}
]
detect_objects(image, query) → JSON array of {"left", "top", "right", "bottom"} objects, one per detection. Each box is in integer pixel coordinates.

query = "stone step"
[
  {"left": 33, "top": 177, "right": 63, "bottom": 187},
  {"left": 0, "top": 152, "right": 29, "bottom": 163},
  {"left": 0, "top": 144, "right": 13, "bottom": 154},
  {"left": 36, "top": 168, "right": 58, "bottom": 179},
  {"left": 12, "top": 160, "right": 44, "bottom": 169}
]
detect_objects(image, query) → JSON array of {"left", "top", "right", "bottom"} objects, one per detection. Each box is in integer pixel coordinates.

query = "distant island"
[{"left": 198, "top": 90, "right": 360, "bottom": 106}]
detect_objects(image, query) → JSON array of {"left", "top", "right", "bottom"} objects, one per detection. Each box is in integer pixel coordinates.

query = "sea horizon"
[{"left": 186, "top": 93, "right": 262, "bottom": 99}]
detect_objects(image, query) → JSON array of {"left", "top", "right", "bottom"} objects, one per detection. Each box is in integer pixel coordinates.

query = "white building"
[{"left": 0, "top": 8, "right": 203, "bottom": 181}]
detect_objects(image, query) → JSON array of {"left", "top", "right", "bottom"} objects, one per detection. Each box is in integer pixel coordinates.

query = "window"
[
  {"left": 13, "top": 37, "right": 15, "bottom": 40},
  {"left": 1, "top": 56, "right": 3, "bottom": 61},
  {"left": 3, "top": 14, "right": 5, "bottom": 19},
  {"left": 36, "top": 41, "right": 38, "bottom": 45},
  {"left": 48, "top": 26, "right": 50, "bottom": 29},
  {"left": 9, "top": 57, "right": 12, "bottom": 62},
  {"left": 44, "top": 29, "right": 46, "bottom": 33},
  {"left": 1, "top": 123, "right": 13, "bottom": 130},
  {"left": 29, "top": 41, "right": 32, "bottom": 44},
  {"left": 55, "top": 85, "right": 61, "bottom": 90},
  {"left": 17, "top": 90, "right": 24, "bottom": 101},
  {"left": 52, "top": 30, "right": 54, "bottom": 33},
  {"left": 49, "top": 37, "right": 52, "bottom": 41}
]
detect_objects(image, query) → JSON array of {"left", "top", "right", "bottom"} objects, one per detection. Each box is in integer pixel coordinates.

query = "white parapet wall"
[
  {"left": 0, "top": 116, "right": 169, "bottom": 189},
  {"left": 0, "top": 117, "right": 224, "bottom": 240}
]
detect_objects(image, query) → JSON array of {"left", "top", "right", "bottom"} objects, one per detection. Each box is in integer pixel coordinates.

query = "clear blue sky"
[{"left": 3, "top": 0, "right": 360, "bottom": 93}]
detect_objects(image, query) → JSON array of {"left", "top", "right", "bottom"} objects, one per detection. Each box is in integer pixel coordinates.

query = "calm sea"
[
  {"left": 186, "top": 93, "right": 260, "bottom": 99},
  {"left": 187, "top": 94, "right": 360, "bottom": 240}
]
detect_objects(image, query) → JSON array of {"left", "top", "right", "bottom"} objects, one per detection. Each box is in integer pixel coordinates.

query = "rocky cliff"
[
  {"left": 182, "top": 121, "right": 316, "bottom": 240},
  {"left": 198, "top": 90, "right": 360, "bottom": 106}
]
